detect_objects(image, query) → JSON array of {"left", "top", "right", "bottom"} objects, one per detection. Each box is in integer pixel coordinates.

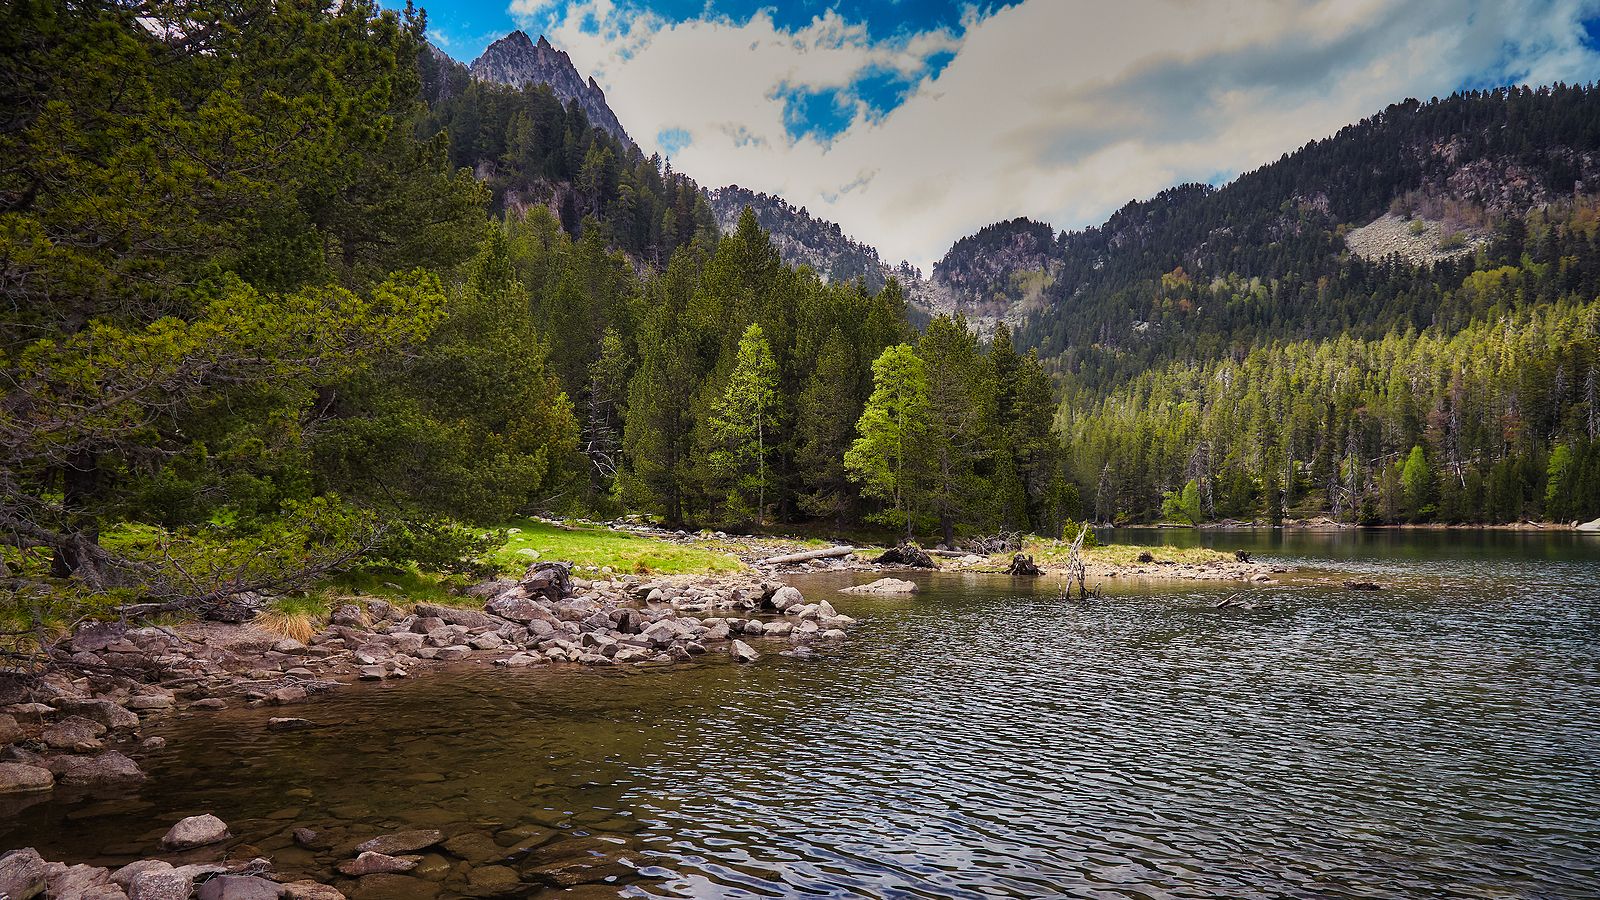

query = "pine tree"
[
  {"left": 709, "top": 323, "right": 780, "bottom": 525},
  {"left": 846, "top": 345, "right": 932, "bottom": 539}
]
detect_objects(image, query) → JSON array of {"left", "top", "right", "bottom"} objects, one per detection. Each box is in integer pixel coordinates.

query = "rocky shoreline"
[{"left": 1, "top": 565, "right": 856, "bottom": 899}]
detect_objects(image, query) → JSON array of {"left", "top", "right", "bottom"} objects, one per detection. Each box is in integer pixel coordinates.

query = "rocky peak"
[{"left": 469, "top": 32, "right": 632, "bottom": 146}]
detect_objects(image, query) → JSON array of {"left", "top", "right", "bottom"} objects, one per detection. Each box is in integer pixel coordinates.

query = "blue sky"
[{"left": 407, "top": 0, "right": 1600, "bottom": 269}]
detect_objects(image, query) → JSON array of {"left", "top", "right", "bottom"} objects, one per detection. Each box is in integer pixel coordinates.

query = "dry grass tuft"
[{"left": 255, "top": 609, "right": 320, "bottom": 643}]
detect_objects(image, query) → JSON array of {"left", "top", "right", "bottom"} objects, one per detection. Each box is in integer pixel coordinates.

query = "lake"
[{"left": 4, "top": 530, "right": 1599, "bottom": 898}]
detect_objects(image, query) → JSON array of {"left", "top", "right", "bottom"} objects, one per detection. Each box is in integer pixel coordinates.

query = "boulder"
[
  {"left": 0, "top": 762, "right": 54, "bottom": 794},
  {"left": 196, "top": 875, "right": 282, "bottom": 900},
  {"left": 483, "top": 595, "right": 543, "bottom": 623},
  {"left": 47, "top": 863, "right": 115, "bottom": 899},
  {"left": 57, "top": 699, "right": 141, "bottom": 732},
  {"left": 519, "top": 562, "right": 572, "bottom": 602},
  {"left": 160, "top": 813, "right": 231, "bottom": 850},
  {"left": 354, "top": 829, "right": 443, "bottom": 856},
  {"left": 128, "top": 871, "right": 193, "bottom": 900},
  {"left": 71, "top": 623, "right": 127, "bottom": 653},
  {"left": 767, "top": 586, "right": 803, "bottom": 612},
  {"left": 43, "top": 715, "right": 106, "bottom": 751},
  {"left": 336, "top": 852, "right": 417, "bottom": 877},
  {"left": 267, "top": 686, "right": 307, "bottom": 705},
  {"left": 0, "top": 848, "right": 47, "bottom": 900},
  {"left": 110, "top": 860, "right": 174, "bottom": 891},
  {"left": 292, "top": 828, "right": 330, "bottom": 851},
  {"left": 0, "top": 712, "right": 23, "bottom": 745},
  {"left": 841, "top": 577, "right": 918, "bottom": 594},
  {"left": 50, "top": 750, "right": 145, "bottom": 784},
  {"left": 411, "top": 603, "right": 498, "bottom": 630},
  {"left": 729, "top": 640, "right": 759, "bottom": 664},
  {"left": 280, "top": 882, "right": 345, "bottom": 900},
  {"left": 1576, "top": 517, "right": 1600, "bottom": 532}
]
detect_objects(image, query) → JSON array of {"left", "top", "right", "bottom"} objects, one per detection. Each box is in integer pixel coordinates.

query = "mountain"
[
  {"left": 708, "top": 186, "right": 1046, "bottom": 333},
  {"left": 468, "top": 31, "right": 631, "bottom": 146},
  {"left": 707, "top": 186, "right": 920, "bottom": 290}
]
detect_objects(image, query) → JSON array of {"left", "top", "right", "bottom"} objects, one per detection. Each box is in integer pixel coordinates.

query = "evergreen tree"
[
  {"left": 709, "top": 324, "right": 780, "bottom": 525},
  {"left": 846, "top": 345, "right": 932, "bottom": 539}
]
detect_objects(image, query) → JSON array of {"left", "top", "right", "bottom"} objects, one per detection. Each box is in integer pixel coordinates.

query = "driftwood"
[
  {"left": 761, "top": 546, "right": 855, "bottom": 566},
  {"left": 1059, "top": 524, "right": 1092, "bottom": 599},
  {"left": 1342, "top": 580, "right": 1382, "bottom": 591},
  {"left": 972, "top": 531, "right": 1025, "bottom": 554},
  {"left": 874, "top": 543, "right": 937, "bottom": 568},
  {"left": 1005, "top": 553, "right": 1042, "bottom": 576},
  {"left": 1234, "top": 549, "right": 1253, "bottom": 563}
]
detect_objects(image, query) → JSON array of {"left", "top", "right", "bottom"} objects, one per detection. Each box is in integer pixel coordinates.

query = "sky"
[{"left": 413, "top": 0, "right": 1600, "bottom": 271}]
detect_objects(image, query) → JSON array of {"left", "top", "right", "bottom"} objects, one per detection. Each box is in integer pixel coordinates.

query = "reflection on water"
[{"left": 4, "top": 532, "right": 1599, "bottom": 898}]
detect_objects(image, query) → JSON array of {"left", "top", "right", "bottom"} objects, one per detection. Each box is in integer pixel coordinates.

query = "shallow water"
[{"left": 5, "top": 531, "right": 1600, "bottom": 898}]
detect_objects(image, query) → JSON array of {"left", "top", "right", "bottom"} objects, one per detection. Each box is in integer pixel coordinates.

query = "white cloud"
[
  {"left": 532, "top": 0, "right": 1600, "bottom": 270},
  {"left": 506, "top": 0, "right": 557, "bottom": 23}
]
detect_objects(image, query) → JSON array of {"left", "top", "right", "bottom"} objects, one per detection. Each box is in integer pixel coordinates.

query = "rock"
[
  {"left": 51, "top": 751, "right": 145, "bottom": 784},
  {"left": 873, "top": 542, "right": 936, "bottom": 568},
  {"left": 519, "top": 562, "right": 572, "bottom": 602},
  {"left": 43, "top": 715, "right": 106, "bottom": 751},
  {"left": 364, "top": 599, "right": 395, "bottom": 622},
  {"left": 142, "top": 736, "right": 167, "bottom": 751},
  {"left": 465, "top": 865, "right": 520, "bottom": 892},
  {"left": 126, "top": 694, "right": 175, "bottom": 711},
  {"left": 268, "top": 686, "right": 307, "bottom": 705},
  {"left": 355, "top": 829, "right": 443, "bottom": 856},
  {"left": 0, "top": 848, "right": 47, "bottom": 900},
  {"left": 0, "top": 712, "right": 23, "bottom": 745},
  {"left": 1342, "top": 580, "right": 1382, "bottom": 591},
  {"left": 412, "top": 603, "right": 499, "bottom": 630},
  {"left": 47, "top": 863, "right": 115, "bottom": 898},
  {"left": 329, "top": 604, "right": 367, "bottom": 628},
  {"left": 110, "top": 861, "right": 173, "bottom": 891},
  {"left": 841, "top": 577, "right": 918, "bottom": 594},
  {"left": 1577, "top": 517, "right": 1600, "bottom": 532},
  {"left": 160, "top": 813, "right": 231, "bottom": 850},
  {"left": 280, "top": 882, "right": 344, "bottom": 900},
  {"left": 128, "top": 871, "right": 193, "bottom": 900},
  {"left": 441, "top": 832, "right": 502, "bottom": 863},
  {"left": 192, "top": 698, "right": 228, "bottom": 710},
  {"left": 196, "top": 875, "right": 282, "bottom": 900},
  {"left": 767, "top": 586, "right": 803, "bottom": 611},
  {"left": 280, "top": 882, "right": 345, "bottom": 900},
  {"left": 336, "top": 852, "right": 417, "bottom": 877},
  {"left": 0, "top": 762, "right": 54, "bottom": 794},
  {"left": 729, "top": 640, "right": 759, "bottom": 663},
  {"left": 292, "top": 828, "right": 330, "bottom": 850},
  {"left": 358, "top": 666, "right": 386, "bottom": 680},
  {"left": 267, "top": 717, "right": 313, "bottom": 732},
  {"left": 483, "top": 596, "right": 544, "bottom": 623},
  {"left": 57, "top": 699, "right": 140, "bottom": 732},
  {"left": 345, "top": 874, "right": 434, "bottom": 900},
  {"left": 468, "top": 632, "right": 504, "bottom": 651}
]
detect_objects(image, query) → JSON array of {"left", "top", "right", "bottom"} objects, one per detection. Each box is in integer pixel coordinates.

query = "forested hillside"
[
  {"left": 1023, "top": 85, "right": 1600, "bottom": 525},
  {"left": 1, "top": 0, "right": 1070, "bottom": 618}
]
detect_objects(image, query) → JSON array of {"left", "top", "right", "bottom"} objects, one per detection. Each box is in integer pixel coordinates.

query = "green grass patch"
[
  {"left": 490, "top": 519, "right": 744, "bottom": 576},
  {"left": 320, "top": 568, "right": 464, "bottom": 605}
]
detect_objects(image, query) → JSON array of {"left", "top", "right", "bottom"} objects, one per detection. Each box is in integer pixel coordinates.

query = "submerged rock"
[
  {"left": 337, "top": 852, "right": 418, "bottom": 877},
  {"left": 196, "top": 875, "right": 281, "bottom": 900},
  {"left": 355, "top": 830, "right": 443, "bottom": 856}
]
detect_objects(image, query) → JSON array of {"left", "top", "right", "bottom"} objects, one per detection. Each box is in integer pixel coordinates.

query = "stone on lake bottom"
[
  {"left": 195, "top": 875, "right": 282, "bottom": 900},
  {"left": 841, "top": 577, "right": 918, "bottom": 594},
  {"left": 337, "top": 852, "right": 418, "bottom": 877},
  {"left": 354, "top": 829, "right": 444, "bottom": 856}
]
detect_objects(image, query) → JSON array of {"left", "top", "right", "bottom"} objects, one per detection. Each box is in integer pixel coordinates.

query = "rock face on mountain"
[
  {"left": 469, "top": 31, "right": 631, "bottom": 146},
  {"left": 708, "top": 186, "right": 920, "bottom": 292},
  {"left": 708, "top": 186, "right": 1034, "bottom": 334}
]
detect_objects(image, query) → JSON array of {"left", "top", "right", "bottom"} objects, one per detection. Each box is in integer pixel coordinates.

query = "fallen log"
[{"left": 761, "top": 545, "right": 856, "bottom": 566}]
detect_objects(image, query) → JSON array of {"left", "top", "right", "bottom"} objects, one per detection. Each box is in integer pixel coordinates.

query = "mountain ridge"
[{"left": 465, "top": 30, "right": 632, "bottom": 146}]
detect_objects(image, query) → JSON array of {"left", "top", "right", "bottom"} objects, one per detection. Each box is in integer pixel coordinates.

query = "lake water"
[{"left": 4, "top": 530, "right": 1599, "bottom": 898}]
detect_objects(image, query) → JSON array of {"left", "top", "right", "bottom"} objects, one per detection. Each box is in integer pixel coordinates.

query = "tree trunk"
[{"left": 51, "top": 453, "right": 106, "bottom": 584}]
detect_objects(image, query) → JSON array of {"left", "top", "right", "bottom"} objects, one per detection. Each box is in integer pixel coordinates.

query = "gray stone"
[
  {"left": 412, "top": 603, "right": 498, "bottom": 630},
  {"left": 110, "top": 860, "right": 173, "bottom": 891},
  {"left": 57, "top": 699, "right": 140, "bottom": 732},
  {"left": 43, "top": 715, "right": 106, "bottom": 751},
  {"left": 0, "top": 712, "right": 23, "bottom": 744},
  {"left": 267, "top": 717, "right": 313, "bottom": 732},
  {"left": 841, "top": 577, "right": 918, "bottom": 594},
  {"left": 280, "top": 882, "right": 345, "bottom": 900},
  {"left": 128, "top": 871, "right": 192, "bottom": 900},
  {"left": 50, "top": 864, "right": 115, "bottom": 898},
  {"left": 50, "top": 751, "right": 145, "bottom": 784},
  {"left": 0, "top": 762, "right": 54, "bottom": 794},
  {"left": 730, "top": 640, "right": 760, "bottom": 663},
  {"left": 160, "top": 813, "right": 231, "bottom": 850},
  {"left": 196, "top": 875, "right": 283, "bottom": 900},
  {"left": 0, "top": 848, "right": 47, "bottom": 900}
]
